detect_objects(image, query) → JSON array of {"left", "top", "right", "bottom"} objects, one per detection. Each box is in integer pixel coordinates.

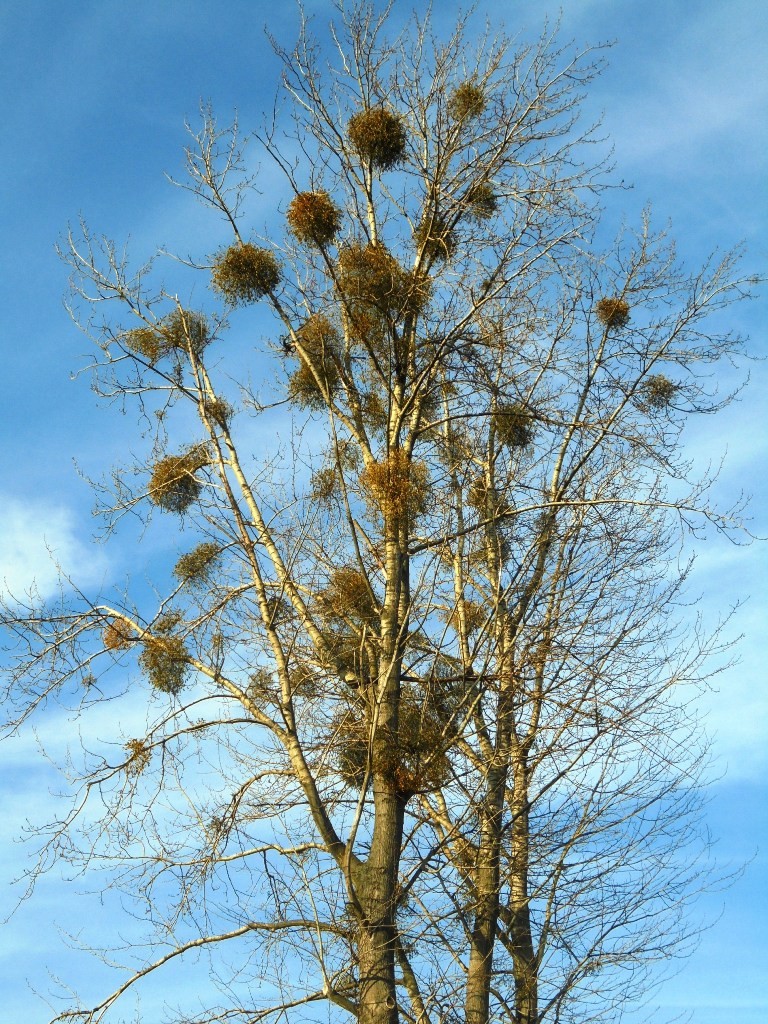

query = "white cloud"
[{"left": 0, "top": 496, "right": 109, "bottom": 601}]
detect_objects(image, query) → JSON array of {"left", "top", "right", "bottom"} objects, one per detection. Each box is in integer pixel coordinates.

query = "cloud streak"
[{"left": 0, "top": 496, "right": 109, "bottom": 601}]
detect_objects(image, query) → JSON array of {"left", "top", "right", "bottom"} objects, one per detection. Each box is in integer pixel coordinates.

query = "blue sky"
[{"left": 0, "top": 1, "right": 766, "bottom": 1021}]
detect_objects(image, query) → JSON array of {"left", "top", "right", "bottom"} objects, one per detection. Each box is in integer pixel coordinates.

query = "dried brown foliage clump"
[
  {"left": 124, "top": 738, "right": 151, "bottom": 775},
  {"left": 347, "top": 106, "right": 407, "bottom": 170},
  {"left": 448, "top": 81, "right": 487, "bottom": 121},
  {"left": 138, "top": 613, "right": 189, "bottom": 694},
  {"left": 360, "top": 449, "right": 430, "bottom": 524},
  {"left": 334, "top": 694, "right": 451, "bottom": 795},
  {"left": 212, "top": 243, "right": 280, "bottom": 305},
  {"left": 319, "top": 567, "right": 378, "bottom": 625},
  {"left": 643, "top": 374, "right": 677, "bottom": 408},
  {"left": 123, "top": 326, "right": 164, "bottom": 364},
  {"left": 103, "top": 616, "right": 135, "bottom": 651},
  {"left": 123, "top": 310, "right": 210, "bottom": 363},
  {"left": 202, "top": 396, "right": 233, "bottom": 428},
  {"left": 441, "top": 599, "right": 486, "bottom": 635},
  {"left": 466, "top": 183, "right": 499, "bottom": 222},
  {"left": 287, "top": 191, "right": 342, "bottom": 247},
  {"left": 148, "top": 445, "right": 209, "bottom": 514},
  {"left": 466, "top": 476, "right": 512, "bottom": 519},
  {"left": 338, "top": 244, "right": 430, "bottom": 320},
  {"left": 309, "top": 467, "right": 338, "bottom": 503},
  {"left": 173, "top": 542, "right": 221, "bottom": 587},
  {"left": 288, "top": 315, "right": 341, "bottom": 408},
  {"left": 414, "top": 212, "right": 456, "bottom": 262},
  {"left": 595, "top": 297, "right": 631, "bottom": 329},
  {"left": 493, "top": 402, "right": 535, "bottom": 448}
]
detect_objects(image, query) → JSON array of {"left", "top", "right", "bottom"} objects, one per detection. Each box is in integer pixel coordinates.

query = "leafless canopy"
[{"left": 1, "top": 5, "right": 756, "bottom": 1024}]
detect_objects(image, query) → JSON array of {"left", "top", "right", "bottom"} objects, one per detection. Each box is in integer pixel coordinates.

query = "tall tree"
[{"left": 2, "top": 6, "right": 753, "bottom": 1024}]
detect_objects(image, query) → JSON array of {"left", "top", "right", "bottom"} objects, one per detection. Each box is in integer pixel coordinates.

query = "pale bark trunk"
[{"left": 464, "top": 758, "right": 507, "bottom": 1024}]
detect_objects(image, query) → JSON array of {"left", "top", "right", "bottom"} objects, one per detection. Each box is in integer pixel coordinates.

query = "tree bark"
[
  {"left": 509, "top": 759, "right": 537, "bottom": 1024},
  {"left": 464, "top": 760, "right": 507, "bottom": 1024}
]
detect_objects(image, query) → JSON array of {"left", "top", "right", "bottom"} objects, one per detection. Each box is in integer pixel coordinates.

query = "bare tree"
[{"left": 1, "top": 6, "right": 755, "bottom": 1024}]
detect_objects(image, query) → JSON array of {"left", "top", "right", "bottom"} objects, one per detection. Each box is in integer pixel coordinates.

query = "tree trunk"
[
  {"left": 509, "top": 759, "right": 537, "bottom": 1024},
  {"left": 354, "top": 782, "right": 404, "bottom": 1024},
  {"left": 465, "top": 758, "right": 509, "bottom": 1024},
  {"left": 355, "top": 522, "right": 406, "bottom": 1024}
]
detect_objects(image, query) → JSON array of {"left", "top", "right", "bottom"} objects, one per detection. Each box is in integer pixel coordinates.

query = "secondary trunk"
[
  {"left": 508, "top": 758, "right": 537, "bottom": 1024},
  {"left": 464, "top": 760, "right": 507, "bottom": 1024}
]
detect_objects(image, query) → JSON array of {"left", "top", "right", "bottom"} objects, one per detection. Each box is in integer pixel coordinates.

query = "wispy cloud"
[{"left": 0, "top": 496, "right": 109, "bottom": 601}]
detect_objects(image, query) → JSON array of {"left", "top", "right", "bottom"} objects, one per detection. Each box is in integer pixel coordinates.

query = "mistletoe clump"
[
  {"left": 360, "top": 448, "right": 430, "bottom": 525},
  {"left": 643, "top": 374, "right": 677, "bottom": 409},
  {"left": 288, "top": 315, "right": 342, "bottom": 409},
  {"left": 414, "top": 212, "right": 456, "bottom": 263},
  {"left": 466, "top": 183, "right": 499, "bottom": 222},
  {"left": 138, "top": 612, "right": 190, "bottom": 695},
  {"left": 347, "top": 106, "right": 407, "bottom": 170},
  {"left": 160, "top": 309, "right": 210, "bottom": 357},
  {"left": 148, "top": 445, "right": 209, "bottom": 514},
  {"left": 202, "top": 396, "right": 233, "bottom": 428},
  {"left": 212, "top": 243, "right": 280, "bottom": 305},
  {"left": 441, "top": 599, "right": 487, "bottom": 635},
  {"left": 334, "top": 692, "right": 451, "bottom": 795},
  {"left": 338, "top": 244, "right": 430, "bottom": 320},
  {"left": 492, "top": 402, "right": 535, "bottom": 448},
  {"left": 287, "top": 191, "right": 342, "bottom": 247},
  {"left": 123, "top": 309, "right": 210, "bottom": 363},
  {"left": 102, "top": 616, "right": 135, "bottom": 652},
  {"left": 595, "top": 297, "right": 631, "bottom": 329},
  {"left": 466, "top": 475, "right": 512, "bottom": 519},
  {"left": 124, "top": 738, "right": 151, "bottom": 775},
  {"left": 173, "top": 542, "right": 221, "bottom": 587},
  {"left": 123, "top": 326, "right": 164, "bottom": 364},
  {"left": 448, "top": 80, "right": 487, "bottom": 121},
  {"left": 319, "top": 567, "right": 378, "bottom": 625}
]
